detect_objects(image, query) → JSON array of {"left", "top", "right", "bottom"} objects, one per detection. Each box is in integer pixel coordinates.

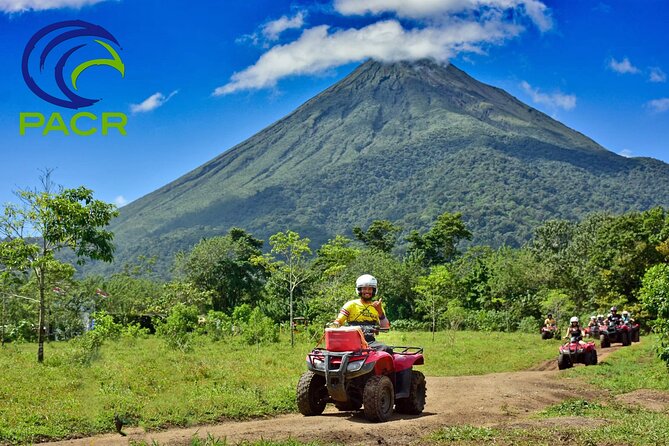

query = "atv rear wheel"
[
  {"left": 363, "top": 375, "right": 395, "bottom": 422},
  {"left": 622, "top": 332, "right": 631, "bottom": 346},
  {"left": 600, "top": 334, "right": 610, "bottom": 348},
  {"left": 557, "top": 353, "right": 572, "bottom": 370},
  {"left": 395, "top": 370, "right": 426, "bottom": 415},
  {"left": 297, "top": 371, "right": 327, "bottom": 416},
  {"left": 584, "top": 350, "right": 597, "bottom": 366}
]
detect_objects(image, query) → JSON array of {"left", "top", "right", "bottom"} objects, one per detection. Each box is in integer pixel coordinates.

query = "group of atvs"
[{"left": 541, "top": 311, "right": 641, "bottom": 370}]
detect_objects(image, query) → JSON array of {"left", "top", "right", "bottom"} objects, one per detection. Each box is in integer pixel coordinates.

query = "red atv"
[
  {"left": 626, "top": 320, "right": 641, "bottom": 342},
  {"left": 540, "top": 325, "right": 558, "bottom": 340},
  {"left": 297, "top": 326, "right": 425, "bottom": 422},
  {"left": 584, "top": 324, "right": 600, "bottom": 339},
  {"left": 599, "top": 321, "right": 631, "bottom": 348},
  {"left": 557, "top": 336, "right": 598, "bottom": 370}
]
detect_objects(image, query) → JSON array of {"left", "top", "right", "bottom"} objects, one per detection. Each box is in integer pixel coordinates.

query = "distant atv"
[
  {"left": 584, "top": 325, "right": 600, "bottom": 339},
  {"left": 558, "top": 336, "right": 598, "bottom": 370},
  {"left": 541, "top": 325, "right": 558, "bottom": 340},
  {"left": 626, "top": 320, "right": 641, "bottom": 343},
  {"left": 297, "top": 326, "right": 425, "bottom": 422},
  {"left": 599, "top": 321, "right": 631, "bottom": 348}
]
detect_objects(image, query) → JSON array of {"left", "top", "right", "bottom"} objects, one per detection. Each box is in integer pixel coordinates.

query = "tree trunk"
[
  {"left": 37, "top": 268, "right": 45, "bottom": 363},
  {"left": 290, "top": 286, "right": 294, "bottom": 347}
]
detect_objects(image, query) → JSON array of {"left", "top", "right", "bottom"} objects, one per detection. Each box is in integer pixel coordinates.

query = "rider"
[
  {"left": 597, "top": 314, "right": 605, "bottom": 325},
  {"left": 586, "top": 316, "right": 598, "bottom": 334},
  {"left": 544, "top": 313, "right": 557, "bottom": 329},
  {"left": 621, "top": 310, "right": 632, "bottom": 324},
  {"left": 565, "top": 316, "right": 585, "bottom": 344},
  {"left": 332, "top": 274, "right": 391, "bottom": 351},
  {"left": 608, "top": 306, "right": 622, "bottom": 325}
]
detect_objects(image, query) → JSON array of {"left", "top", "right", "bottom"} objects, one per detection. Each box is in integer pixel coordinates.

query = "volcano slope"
[
  {"left": 92, "top": 59, "right": 669, "bottom": 277},
  {"left": 43, "top": 347, "right": 628, "bottom": 446}
]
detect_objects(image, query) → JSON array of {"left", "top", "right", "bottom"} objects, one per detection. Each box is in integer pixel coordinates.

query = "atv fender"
[
  {"left": 373, "top": 354, "right": 394, "bottom": 376},
  {"left": 393, "top": 353, "right": 425, "bottom": 373}
]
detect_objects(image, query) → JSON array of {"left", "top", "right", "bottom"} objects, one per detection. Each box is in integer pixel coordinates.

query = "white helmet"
[
  {"left": 570, "top": 316, "right": 579, "bottom": 324},
  {"left": 590, "top": 316, "right": 596, "bottom": 320},
  {"left": 356, "top": 274, "right": 378, "bottom": 297},
  {"left": 622, "top": 310, "right": 630, "bottom": 316}
]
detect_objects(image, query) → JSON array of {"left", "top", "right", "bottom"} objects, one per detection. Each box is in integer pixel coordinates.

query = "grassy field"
[
  {"left": 429, "top": 338, "right": 669, "bottom": 446},
  {"left": 0, "top": 330, "right": 559, "bottom": 443}
]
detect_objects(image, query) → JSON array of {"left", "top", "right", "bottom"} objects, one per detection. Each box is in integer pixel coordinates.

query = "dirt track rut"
[{"left": 43, "top": 347, "right": 621, "bottom": 446}]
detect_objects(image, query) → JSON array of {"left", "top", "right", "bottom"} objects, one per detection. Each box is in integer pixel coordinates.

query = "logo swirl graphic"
[{"left": 22, "top": 20, "right": 125, "bottom": 109}]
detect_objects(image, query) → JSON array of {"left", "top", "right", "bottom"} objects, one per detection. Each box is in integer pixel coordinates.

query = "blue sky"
[{"left": 0, "top": 0, "right": 667, "bottom": 207}]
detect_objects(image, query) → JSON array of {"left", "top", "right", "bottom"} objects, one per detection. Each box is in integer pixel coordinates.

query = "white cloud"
[
  {"left": 130, "top": 90, "right": 179, "bottom": 114},
  {"left": 114, "top": 195, "right": 128, "bottom": 207},
  {"left": 334, "top": 0, "right": 553, "bottom": 31},
  {"left": 647, "top": 98, "right": 669, "bottom": 113},
  {"left": 262, "top": 11, "right": 306, "bottom": 41},
  {"left": 618, "top": 149, "right": 633, "bottom": 158},
  {"left": 215, "top": 7, "right": 537, "bottom": 95},
  {"left": 0, "top": 0, "right": 108, "bottom": 12},
  {"left": 608, "top": 57, "right": 640, "bottom": 74},
  {"left": 520, "top": 81, "right": 576, "bottom": 110},
  {"left": 649, "top": 67, "right": 666, "bottom": 83}
]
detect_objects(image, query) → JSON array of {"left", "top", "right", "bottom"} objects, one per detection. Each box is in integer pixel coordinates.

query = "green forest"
[{"left": 2, "top": 180, "right": 669, "bottom": 367}]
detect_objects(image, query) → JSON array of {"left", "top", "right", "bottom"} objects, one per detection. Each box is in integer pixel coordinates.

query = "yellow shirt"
[{"left": 335, "top": 299, "right": 383, "bottom": 326}]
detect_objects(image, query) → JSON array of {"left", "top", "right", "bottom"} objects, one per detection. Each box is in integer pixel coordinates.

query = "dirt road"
[{"left": 44, "top": 348, "right": 620, "bottom": 446}]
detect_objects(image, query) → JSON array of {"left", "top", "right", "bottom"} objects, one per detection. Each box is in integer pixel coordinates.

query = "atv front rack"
[{"left": 308, "top": 349, "right": 375, "bottom": 401}]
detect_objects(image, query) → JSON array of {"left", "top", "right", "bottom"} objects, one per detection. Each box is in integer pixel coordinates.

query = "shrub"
[
  {"left": 156, "top": 303, "right": 199, "bottom": 351},
  {"left": 518, "top": 316, "right": 540, "bottom": 333},
  {"left": 239, "top": 307, "right": 279, "bottom": 345},
  {"left": 201, "top": 310, "right": 233, "bottom": 341},
  {"left": 90, "top": 311, "right": 122, "bottom": 340},
  {"left": 391, "top": 319, "right": 431, "bottom": 332}
]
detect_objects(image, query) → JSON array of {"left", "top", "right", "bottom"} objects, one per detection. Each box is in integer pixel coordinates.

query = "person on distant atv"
[
  {"left": 621, "top": 310, "right": 632, "bottom": 324},
  {"left": 587, "top": 316, "right": 597, "bottom": 329},
  {"left": 332, "top": 274, "right": 391, "bottom": 352},
  {"left": 597, "top": 314, "right": 605, "bottom": 325},
  {"left": 565, "top": 316, "right": 586, "bottom": 345},
  {"left": 544, "top": 313, "right": 557, "bottom": 329},
  {"left": 608, "top": 306, "right": 622, "bottom": 325}
]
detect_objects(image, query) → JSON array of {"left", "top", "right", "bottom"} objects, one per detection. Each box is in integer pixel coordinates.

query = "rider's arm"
[
  {"left": 334, "top": 301, "right": 353, "bottom": 326},
  {"left": 377, "top": 302, "right": 390, "bottom": 329}
]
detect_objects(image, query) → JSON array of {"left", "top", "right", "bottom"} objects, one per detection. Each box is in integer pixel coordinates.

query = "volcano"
[{"left": 99, "top": 59, "right": 669, "bottom": 276}]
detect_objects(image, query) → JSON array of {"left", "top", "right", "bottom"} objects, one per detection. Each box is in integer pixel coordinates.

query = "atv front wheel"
[
  {"left": 557, "top": 353, "right": 571, "bottom": 370},
  {"left": 600, "top": 334, "right": 610, "bottom": 348},
  {"left": 622, "top": 332, "right": 631, "bottom": 346},
  {"left": 395, "top": 370, "right": 426, "bottom": 415},
  {"left": 297, "top": 371, "right": 327, "bottom": 416},
  {"left": 541, "top": 331, "right": 552, "bottom": 340},
  {"left": 632, "top": 330, "right": 640, "bottom": 342},
  {"left": 363, "top": 375, "right": 395, "bottom": 422}
]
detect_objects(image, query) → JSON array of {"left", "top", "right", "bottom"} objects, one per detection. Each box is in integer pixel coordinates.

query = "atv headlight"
[
  {"left": 311, "top": 358, "right": 326, "bottom": 371},
  {"left": 346, "top": 359, "right": 365, "bottom": 372}
]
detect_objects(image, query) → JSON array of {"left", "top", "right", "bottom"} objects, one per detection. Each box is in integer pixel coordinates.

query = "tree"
[
  {"left": 407, "top": 212, "right": 472, "bottom": 267},
  {"left": 176, "top": 228, "right": 264, "bottom": 312},
  {"left": 353, "top": 220, "right": 402, "bottom": 253},
  {"left": 639, "top": 264, "right": 669, "bottom": 367},
  {"left": 0, "top": 173, "right": 117, "bottom": 362},
  {"left": 254, "top": 230, "right": 313, "bottom": 347},
  {"left": 413, "top": 265, "right": 458, "bottom": 340}
]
